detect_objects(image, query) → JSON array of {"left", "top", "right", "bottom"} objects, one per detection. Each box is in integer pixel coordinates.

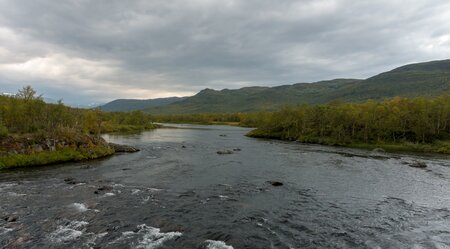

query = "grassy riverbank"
[
  {"left": 247, "top": 129, "right": 450, "bottom": 154},
  {"left": 100, "top": 123, "right": 161, "bottom": 133},
  {"left": 0, "top": 146, "right": 114, "bottom": 170},
  {"left": 153, "top": 112, "right": 269, "bottom": 127}
]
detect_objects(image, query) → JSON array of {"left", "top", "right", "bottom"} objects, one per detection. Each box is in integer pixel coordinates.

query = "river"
[{"left": 1, "top": 124, "right": 450, "bottom": 248}]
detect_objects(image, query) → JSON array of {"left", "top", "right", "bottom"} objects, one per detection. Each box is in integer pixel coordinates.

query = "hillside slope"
[
  {"left": 100, "top": 97, "right": 186, "bottom": 112},
  {"left": 146, "top": 59, "right": 450, "bottom": 114}
]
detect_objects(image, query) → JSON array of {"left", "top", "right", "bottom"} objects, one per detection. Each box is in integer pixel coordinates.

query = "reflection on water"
[{"left": 1, "top": 124, "right": 450, "bottom": 248}]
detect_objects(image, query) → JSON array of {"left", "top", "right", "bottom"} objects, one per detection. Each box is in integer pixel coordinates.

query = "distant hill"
[
  {"left": 332, "top": 59, "right": 450, "bottom": 101},
  {"left": 145, "top": 59, "right": 450, "bottom": 114},
  {"left": 99, "top": 97, "right": 186, "bottom": 112},
  {"left": 146, "top": 79, "right": 362, "bottom": 113}
]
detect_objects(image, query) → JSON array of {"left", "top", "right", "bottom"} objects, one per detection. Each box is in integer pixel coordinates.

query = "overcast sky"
[{"left": 0, "top": 0, "right": 449, "bottom": 105}]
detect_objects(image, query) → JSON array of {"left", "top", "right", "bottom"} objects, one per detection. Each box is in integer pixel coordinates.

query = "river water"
[{"left": 1, "top": 124, "right": 450, "bottom": 249}]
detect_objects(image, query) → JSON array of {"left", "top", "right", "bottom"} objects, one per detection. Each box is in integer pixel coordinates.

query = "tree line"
[
  {"left": 0, "top": 86, "right": 156, "bottom": 136},
  {"left": 248, "top": 95, "right": 450, "bottom": 147},
  {"left": 154, "top": 95, "right": 450, "bottom": 151},
  {"left": 153, "top": 112, "right": 271, "bottom": 127},
  {"left": 3, "top": 86, "right": 450, "bottom": 151}
]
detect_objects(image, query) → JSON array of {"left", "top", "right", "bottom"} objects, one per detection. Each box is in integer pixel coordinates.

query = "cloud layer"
[{"left": 0, "top": 0, "right": 449, "bottom": 105}]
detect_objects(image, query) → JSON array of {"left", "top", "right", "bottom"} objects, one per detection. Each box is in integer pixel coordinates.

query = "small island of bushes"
[{"left": 0, "top": 86, "right": 159, "bottom": 169}]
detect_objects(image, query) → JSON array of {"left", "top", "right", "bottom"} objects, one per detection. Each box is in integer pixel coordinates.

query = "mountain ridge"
[
  {"left": 102, "top": 59, "right": 450, "bottom": 113},
  {"left": 100, "top": 97, "right": 187, "bottom": 112}
]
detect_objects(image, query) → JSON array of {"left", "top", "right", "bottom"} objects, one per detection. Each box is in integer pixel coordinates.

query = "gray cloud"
[{"left": 0, "top": 0, "right": 449, "bottom": 105}]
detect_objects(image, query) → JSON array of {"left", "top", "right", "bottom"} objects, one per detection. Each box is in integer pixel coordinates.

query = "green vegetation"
[
  {"left": 247, "top": 95, "right": 450, "bottom": 154},
  {"left": 143, "top": 59, "right": 450, "bottom": 114},
  {"left": 153, "top": 111, "right": 272, "bottom": 127},
  {"left": 0, "top": 86, "right": 158, "bottom": 169},
  {"left": 0, "top": 146, "right": 114, "bottom": 170},
  {"left": 0, "top": 87, "right": 158, "bottom": 135},
  {"left": 0, "top": 123, "right": 8, "bottom": 138},
  {"left": 153, "top": 94, "right": 450, "bottom": 154},
  {"left": 0, "top": 128, "right": 116, "bottom": 169},
  {"left": 155, "top": 113, "right": 242, "bottom": 125},
  {"left": 82, "top": 109, "right": 160, "bottom": 134}
]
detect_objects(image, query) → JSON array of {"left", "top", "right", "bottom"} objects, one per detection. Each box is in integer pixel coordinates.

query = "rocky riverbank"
[{"left": 0, "top": 130, "right": 139, "bottom": 170}]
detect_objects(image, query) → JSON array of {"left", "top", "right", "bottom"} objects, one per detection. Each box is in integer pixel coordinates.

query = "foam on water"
[
  {"left": 148, "top": 188, "right": 163, "bottom": 192},
  {"left": 110, "top": 224, "right": 182, "bottom": 249},
  {"left": 49, "top": 221, "right": 89, "bottom": 243},
  {"left": 205, "top": 240, "right": 234, "bottom": 249},
  {"left": 69, "top": 203, "right": 89, "bottom": 212},
  {"left": 136, "top": 224, "right": 182, "bottom": 249},
  {"left": 7, "top": 192, "right": 26, "bottom": 197},
  {"left": 0, "top": 183, "right": 17, "bottom": 191},
  {"left": 103, "top": 192, "right": 116, "bottom": 197},
  {"left": 85, "top": 231, "right": 108, "bottom": 247},
  {"left": 132, "top": 189, "right": 141, "bottom": 195},
  {"left": 0, "top": 227, "right": 13, "bottom": 236}
]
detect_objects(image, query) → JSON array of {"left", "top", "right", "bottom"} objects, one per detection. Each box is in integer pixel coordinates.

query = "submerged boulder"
[
  {"left": 108, "top": 143, "right": 140, "bottom": 153},
  {"left": 372, "top": 148, "right": 386, "bottom": 153},
  {"left": 217, "top": 150, "right": 234, "bottom": 155},
  {"left": 409, "top": 160, "right": 427, "bottom": 168},
  {"left": 267, "top": 181, "right": 283, "bottom": 186},
  {"left": 97, "top": 185, "right": 113, "bottom": 191},
  {"left": 64, "top": 177, "right": 78, "bottom": 185},
  {"left": 4, "top": 216, "right": 18, "bottom": 222}
]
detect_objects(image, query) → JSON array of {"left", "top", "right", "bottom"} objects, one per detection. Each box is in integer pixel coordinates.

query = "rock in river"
[
  {"left": 409, "top": 160, "right": 427, "bottom": 168},
  {"left": 64, "top": 177, "right": 78, "bottom": 185},
  {"left": 217, "top": 150, "right": 234, "bottom": 155},
  {"left": 268, "top": 181, "right": 284, "bottom": 186},
  {"left": 108, "top": 143, "right": 140, "bottom": 153},
  {"left": 4, "top": 216, "right": 18, "bottom": 222},
  {"left": 97, "top": 185, "right": 113, "bottom": 191}
]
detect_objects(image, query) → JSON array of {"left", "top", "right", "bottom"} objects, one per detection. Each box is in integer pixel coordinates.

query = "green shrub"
[{"left": 0, "top": 124, "right": 8, "bottom": 138}]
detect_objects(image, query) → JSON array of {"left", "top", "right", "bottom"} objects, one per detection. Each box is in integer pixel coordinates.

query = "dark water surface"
[{"left": 1, "top": 124, "right": 450, "bottom": 248}]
